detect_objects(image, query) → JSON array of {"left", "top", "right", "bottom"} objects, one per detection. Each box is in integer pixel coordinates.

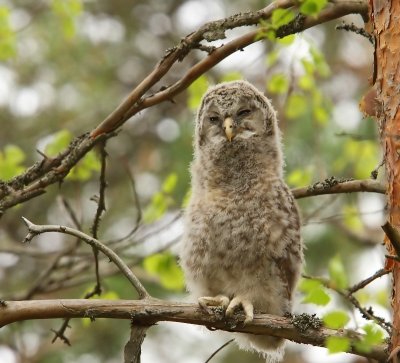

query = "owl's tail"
[{"left": 234, "top": 334, "right": 285, "bottom": 363}]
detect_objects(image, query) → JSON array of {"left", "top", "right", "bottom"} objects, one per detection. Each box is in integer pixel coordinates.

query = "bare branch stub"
[{"left": 382, "top": 222, "right": 400, "bottom": 258}]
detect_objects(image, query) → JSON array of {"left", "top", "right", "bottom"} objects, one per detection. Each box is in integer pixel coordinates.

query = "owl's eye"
[
  {"left": 209, "top": 116, "right": 220, "bottom": 123},
  {"left": 237, "top": 109, "right": 252, "bottom": 117}
]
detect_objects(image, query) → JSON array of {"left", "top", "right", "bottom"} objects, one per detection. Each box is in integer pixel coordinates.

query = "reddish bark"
[{"left": 372, "top": 0, "right": 400, "bottom": 351}]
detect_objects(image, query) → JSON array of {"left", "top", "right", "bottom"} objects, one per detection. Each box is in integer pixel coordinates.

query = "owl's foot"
[
  {"left": 198, "top": 295, "right": 230, "bottom": 315},
  {"left": 225, "top": 296, "right": 254, "bottom": 325}
]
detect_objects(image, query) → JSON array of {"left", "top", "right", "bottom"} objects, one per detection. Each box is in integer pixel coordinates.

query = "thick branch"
[
  {"left": 21, "top": 218, "right": 149, "bottom": 300},
  {"left": 292, "top": 178, "right": 385, "bottom": 199},
  {"left": 0, "top": 299, "right": 387, "bottom": 361}
]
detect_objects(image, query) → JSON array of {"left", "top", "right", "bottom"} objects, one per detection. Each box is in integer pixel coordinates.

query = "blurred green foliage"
[
  {"left": 0, "top": 144, "right": 26, "bottom": 180},
  {"left": 0, "top": 0, "right": 387, "bottom": 362},
  {"left": 0, "top": 6, "right": 15, "bottom": 60},
  {"left": 51, "top": 0, "right": 83, "bottom": 39},
  {"left": 143, "top": 252, "right": 184, "bottom": 291}
]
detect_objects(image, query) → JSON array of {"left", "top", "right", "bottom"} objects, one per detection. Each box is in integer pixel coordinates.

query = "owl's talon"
[
  {"left": 198, "top": 295, "right": 230, "bottom": 314},
  {"left": 225, "top": 296, "right": 254, "bottom": 325}
]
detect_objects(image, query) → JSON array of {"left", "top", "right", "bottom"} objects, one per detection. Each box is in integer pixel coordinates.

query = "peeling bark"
[{"left": 372, "top": 0, "right": 400, "bottom": 352}]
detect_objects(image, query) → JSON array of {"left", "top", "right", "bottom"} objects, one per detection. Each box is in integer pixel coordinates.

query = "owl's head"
[{"left": 195, "top": 80, "right": 279, "bottom": 149}]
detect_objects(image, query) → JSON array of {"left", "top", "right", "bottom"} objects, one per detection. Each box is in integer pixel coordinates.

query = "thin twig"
[
  {"left": 88, "top": 141, "right": 108, "bottom": 299},
  {"left": 335, "top": 22, "right": 374, "bottom": 43},
  {"left": 348, "top": 268, "right": 390, "bottom": 294},
  {"left": 302, "top": 274, "right": 392, "bottom": 334},
  {"left": 91, "top": 141, "right": 108, "bottom": 239},
  {"left": 107, "top": 161, "right": 143, "bottom": 246},
  {"left": 21, "top": 217, "right": 150, "bottom": 299},
  {"left": 205, "top": 339, "right": 234, "bottom": 363}
]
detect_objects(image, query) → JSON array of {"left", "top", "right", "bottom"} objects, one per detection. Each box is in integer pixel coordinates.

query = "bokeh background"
[{"left": 0, "top": 0, "right": 389, "bottom": 362}]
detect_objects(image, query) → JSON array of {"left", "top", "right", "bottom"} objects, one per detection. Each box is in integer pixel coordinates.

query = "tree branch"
[
  {"left": 21, "top": 217, "right": 150, "bottom": 300},
  {"left": 303, "top": 274, "right": 392, "bottom": 333},
  {"left": 0, "top": 299, "right": 386, "bottom": 361},
  {"left": 0, "top": 0, "right": 368, "bottom": 215},
  {"left": 124, "top": 324, "right": 149, "bottom": 363},
  {"left": 91, "top": 0, "right": 368, "bottom": 137},
  {"left": 292, "top": 178, "right": 385, "bottom": 199},
  {"left": 0, "top": 132, "right": 116, "bottom": 215}
]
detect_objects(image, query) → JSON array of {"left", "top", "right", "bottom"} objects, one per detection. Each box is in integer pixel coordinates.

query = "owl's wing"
[{"left": 273, "top": 242, "right": 301, "bottom": 301}]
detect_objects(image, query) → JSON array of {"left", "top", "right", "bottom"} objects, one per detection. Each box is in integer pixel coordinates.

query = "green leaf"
[
  {"left": 271, "top": 9, "right": 295, "bottom": 28},
  {"left": 188, "top": 75, "right": 209, "bottom": 110},
  {"left": 44, "top": 130, "right": 100, "bottom": 181},
  {"left": 301, "top": 59, "right": 315, "bottom": 75},
  {"left": 162, "top": 173, "right": 178, "bottom": 194},
  {"left": 342, "top": 204, "right": 363, "bottom": 231},
  {"left": 0, "top": 145, "right": 26, "bottom": 180},
  {"left": 182, "top": 188, "right": 192, "bottom": 208},
  {"left": 266, "top": 50, "right": 279, "bottom": 67},
  {"left": 45, "top": 130, "right": 73, "bottom": 157},
  {"left": 313, "top": 106, "right": 329, "bottom": 124},
  {"left": 101, "top": 291, "right": 119, "bottom": 300},
  {"left": 328, "top": 255, "right": 348, "bottom": 289},
  {"left": 0, "top": 6, "right": 16, "bottom": 60},
  {"left": 68, "top": 150, "right": 101, "bottom": 181},
  {"left": 144, "top": 192, "right": 168, "bottom": 223},
  {"left": 303, "top": 286, "right": 331, "bottom": 306},
  {"left": 326, "top": 336, "right": 351, "bottom": 354},
  {"left": 300, "top": 0, "right": 328, "bottom": 16},
  {"left": 267, "top": 73, "right": 289, "bottom": 94},
  {"left": 287, "top": 168, "right": 312, "bottom": 187},
  {"left": 298, "top": 75, "right": 314, "bottom": 91},
  {"left": 277, "top": 34, "right": 295, "bottom": 45},
  {"left": 51, "top": 0, "right": 83, "bottom": 39},
  {"left": 363, "top": 324, "right": 385, "bottom": 344},
  {"left": 143, "top": 253, "right": 184, "bottom": 291},
  {"left": 354, "top": 324, "right": 385, "bottom": 353},
  {"left": 299, "top": 279, "right": 331, "bottom": 306},
  {"left": 285, "top": 94, "right": 308, "bottom": 119},
  {"left": 323, "top": 310, "right": 350, "bottom": 329},
  {"left": 220, "top": 71, "right": 243, "bottom": 82},
  {"left": 310, "top": 46, "right": 331, "bottom": 77}
]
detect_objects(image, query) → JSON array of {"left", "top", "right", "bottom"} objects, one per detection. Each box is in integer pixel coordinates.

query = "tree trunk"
[{"left": 372, "top": 0, "right": 400, "bottom": 352}]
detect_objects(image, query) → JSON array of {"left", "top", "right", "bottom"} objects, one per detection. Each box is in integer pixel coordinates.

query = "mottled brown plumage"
[{"left": 180, "top": 80, "right": 303, "bottom": 361}]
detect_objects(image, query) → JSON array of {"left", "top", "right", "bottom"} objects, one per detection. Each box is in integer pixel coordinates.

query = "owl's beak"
[{"left": 223, "top": 117, "right": 235, "bottom": 142}]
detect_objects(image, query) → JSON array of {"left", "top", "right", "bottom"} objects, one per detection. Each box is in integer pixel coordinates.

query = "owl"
[{"left": 180, "top": 80, "right": 303, "bottom": 361}]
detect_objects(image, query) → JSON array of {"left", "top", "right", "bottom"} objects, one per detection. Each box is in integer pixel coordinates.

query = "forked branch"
[
  {"left": 0, "top": 0, "right": 368, "bottom": 215},
  {"left": 21, "top": 217, "right": 150, "bottom": 300}
]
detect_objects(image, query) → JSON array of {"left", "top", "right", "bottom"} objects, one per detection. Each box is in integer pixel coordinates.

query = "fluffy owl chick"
[{"left": 180, "top": 80, "right": 303, "bottom": 362}]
